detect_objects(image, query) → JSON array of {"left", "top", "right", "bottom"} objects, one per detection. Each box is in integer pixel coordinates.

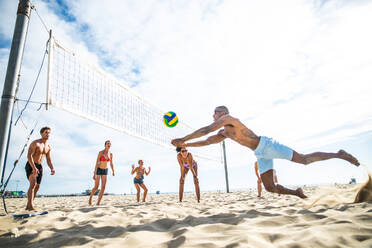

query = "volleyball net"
[{"left": 46, "top": 37, "right": 221, "bottom": 161}]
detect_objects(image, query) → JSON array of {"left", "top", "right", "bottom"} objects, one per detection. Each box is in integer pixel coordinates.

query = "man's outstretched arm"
[
  {"left": 185, "top": 133, "right": 226, "bottom": 147},
  {"left": 46, "top": 147, "right": 55, "bottom": 175},
  {"left": 172, "top": 116, "right": 230, "bottom": 146}
]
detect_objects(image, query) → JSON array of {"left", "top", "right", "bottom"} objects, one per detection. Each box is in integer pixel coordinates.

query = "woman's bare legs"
[
  {"left": 140, "top": 184, "right": 148, "bottom": 202},
  {"left": 193, "top": 166, "right": 200, "bottom": 203},
  {"left": 89, "top": 175, "right": 100, "bottom": 205},
  {"left": 135, "top": 184, "right": 141, "bottom": 202},
  {"left": 179, "top": 168, "right": 188, "bottom": 202},
  {"left": 96, "top": 175, "right": 107, "bottom": 205}
]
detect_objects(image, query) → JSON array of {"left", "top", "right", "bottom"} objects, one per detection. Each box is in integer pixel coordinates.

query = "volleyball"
[{"left": 163, "top": 111, "right": 178, "bottom": 127}]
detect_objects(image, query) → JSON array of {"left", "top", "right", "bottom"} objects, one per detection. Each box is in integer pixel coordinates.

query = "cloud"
[{"left": 1, "top": 0, "right": 371, "bottom": 195}]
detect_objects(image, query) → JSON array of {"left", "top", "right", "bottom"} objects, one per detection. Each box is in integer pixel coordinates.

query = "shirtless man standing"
[
  {"left": 25, "top": 126, "right": 55, "bottom": 210},
  {"left": 172, "top": 106, "right": 360, "bottom": 199}
]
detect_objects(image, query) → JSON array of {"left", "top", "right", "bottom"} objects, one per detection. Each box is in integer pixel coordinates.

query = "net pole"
[
  {"left": 46, "top": 30, "right": 53, "bottom": 110},
  {"left": 222, "top": 140, "right": 230, "bottom": 193},
  {"left": 0, "top": 0, "right": 32, "bottom": 186}
]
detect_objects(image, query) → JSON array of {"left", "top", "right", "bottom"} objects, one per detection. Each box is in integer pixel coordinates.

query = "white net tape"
[{"left": 47, "top": 38, "right": 221, "bottom": 162}]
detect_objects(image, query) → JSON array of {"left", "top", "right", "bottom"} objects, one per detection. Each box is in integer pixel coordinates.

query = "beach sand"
[{"left": 1, "top": 184, "right": 371, "bottom": 248}]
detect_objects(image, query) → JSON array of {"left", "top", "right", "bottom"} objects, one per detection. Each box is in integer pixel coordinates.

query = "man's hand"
[
  {"left": 93, "top": 174, "right": 97, "bottom": 180},
  {"left": 148, "top": 166, "right": 151, "bottom": 171},
  {"left": 132, "top": 164, "right": 135, "bottom": 169},
  {"left": 112, "top": 171, "right": 115, "bottom": 176},
  {"left": 171, "top": 138, "right": 185, "bottom": 147},
  {"left": 51, "top": 168, "right": 55, "bottom": 175},
  {"left": 32, "top": 168, "right": 39, "bottom": 176}
]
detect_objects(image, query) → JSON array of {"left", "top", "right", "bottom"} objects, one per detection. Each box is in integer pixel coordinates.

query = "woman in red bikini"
[
  {"left": 176, "top": 147, "right": 200, "bottom": 202},
  {"left": 89, "top": 140, "right": 115, "bottom": 205}
]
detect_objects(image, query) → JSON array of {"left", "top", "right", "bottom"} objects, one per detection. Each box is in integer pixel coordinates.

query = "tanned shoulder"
[
  {"left": 215, "top": 114, "right": 232, "bottom": 126},
  {"left": 221, "top": 114, "right": 241, "bottom": 127},
  {"left": 29, "top": 140, "right": 37, "bottom": 147}
]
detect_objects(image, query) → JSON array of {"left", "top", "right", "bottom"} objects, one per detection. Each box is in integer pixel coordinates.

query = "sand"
[{"left": 0, "top": 184, "right": 371, "bottom": 248}]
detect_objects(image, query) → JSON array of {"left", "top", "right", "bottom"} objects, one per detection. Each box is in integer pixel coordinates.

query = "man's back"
[{"left": 219, "top": 115, "right": 260, "bottom": 150}]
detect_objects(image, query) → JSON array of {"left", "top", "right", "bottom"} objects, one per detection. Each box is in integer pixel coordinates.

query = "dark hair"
[
  {"left": 215, "top": 106, "right": 229, "bottom": 114},
  {"left": 176, "top": 147, "right": 182, "bottom": 153},
  {"left": 138, "top": 159, "right": 143, "bottom": 164},
  {"left": 40, "top": 126, "right": 51, "bottom": 134},
  {"left": 104, "top": 140, "right": 111, "bottom": 145}
]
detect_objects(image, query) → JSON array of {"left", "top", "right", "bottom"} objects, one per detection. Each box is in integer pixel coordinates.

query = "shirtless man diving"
[
  {"left": 172, "top": 106, "right": 360, "bottom": 199},
  {"left": 25, "top": 126, "right": 55, "bottom": 210}
]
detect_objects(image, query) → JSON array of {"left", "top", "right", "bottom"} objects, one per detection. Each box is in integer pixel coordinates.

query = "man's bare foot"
[
  {"left": 25, "top": 202, "right": 35, "bottom": 210},
  {"left": 296, "top": 188, "right": 307, "bottom": 199},
  {"left": 338, "top": 150, "right": 360, "bottom": 166}
]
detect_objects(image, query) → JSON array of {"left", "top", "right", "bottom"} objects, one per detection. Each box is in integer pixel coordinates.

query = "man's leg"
[
  {"left": 33, "top": 184, "right": 40, "bottom": 200},
  {"left": 292, "top": 150, "right": 359, "bottom": 166},
  {"left": 273, "top": 170, "right": 278, "bottom": 184},
  {"left": 261, "top": 169, "right": 307, "bottom": 199},
  {"left": 264, "top": 137, "right": 359, "bottom": 166},
  {"left": 273, "top": 170, "right": 279, "bottom": 195},
  {"left": 26, "top": 175, "right": 36, "bottom": 210}
]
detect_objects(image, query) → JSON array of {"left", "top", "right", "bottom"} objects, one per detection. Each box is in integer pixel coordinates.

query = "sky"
[{"left": 0, "top": 0, "right": 371, "bottom": 196}]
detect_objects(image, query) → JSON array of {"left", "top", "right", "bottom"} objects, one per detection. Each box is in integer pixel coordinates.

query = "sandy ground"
[{"left": 0, "top": 184, "right": 371, "bottom": 248}]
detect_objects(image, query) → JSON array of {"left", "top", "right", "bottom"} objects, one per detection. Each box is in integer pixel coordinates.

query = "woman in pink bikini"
[
  {"left": 176, "top": 147, "right": 200, "bottom": 202},
  {"left": 89, "top": 140, "right": 115, "bottom": 205}
]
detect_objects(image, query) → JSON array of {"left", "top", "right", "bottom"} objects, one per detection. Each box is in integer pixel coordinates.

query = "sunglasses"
[{"left": 181, "top": 150, "right": 187, "bottom": 153}]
